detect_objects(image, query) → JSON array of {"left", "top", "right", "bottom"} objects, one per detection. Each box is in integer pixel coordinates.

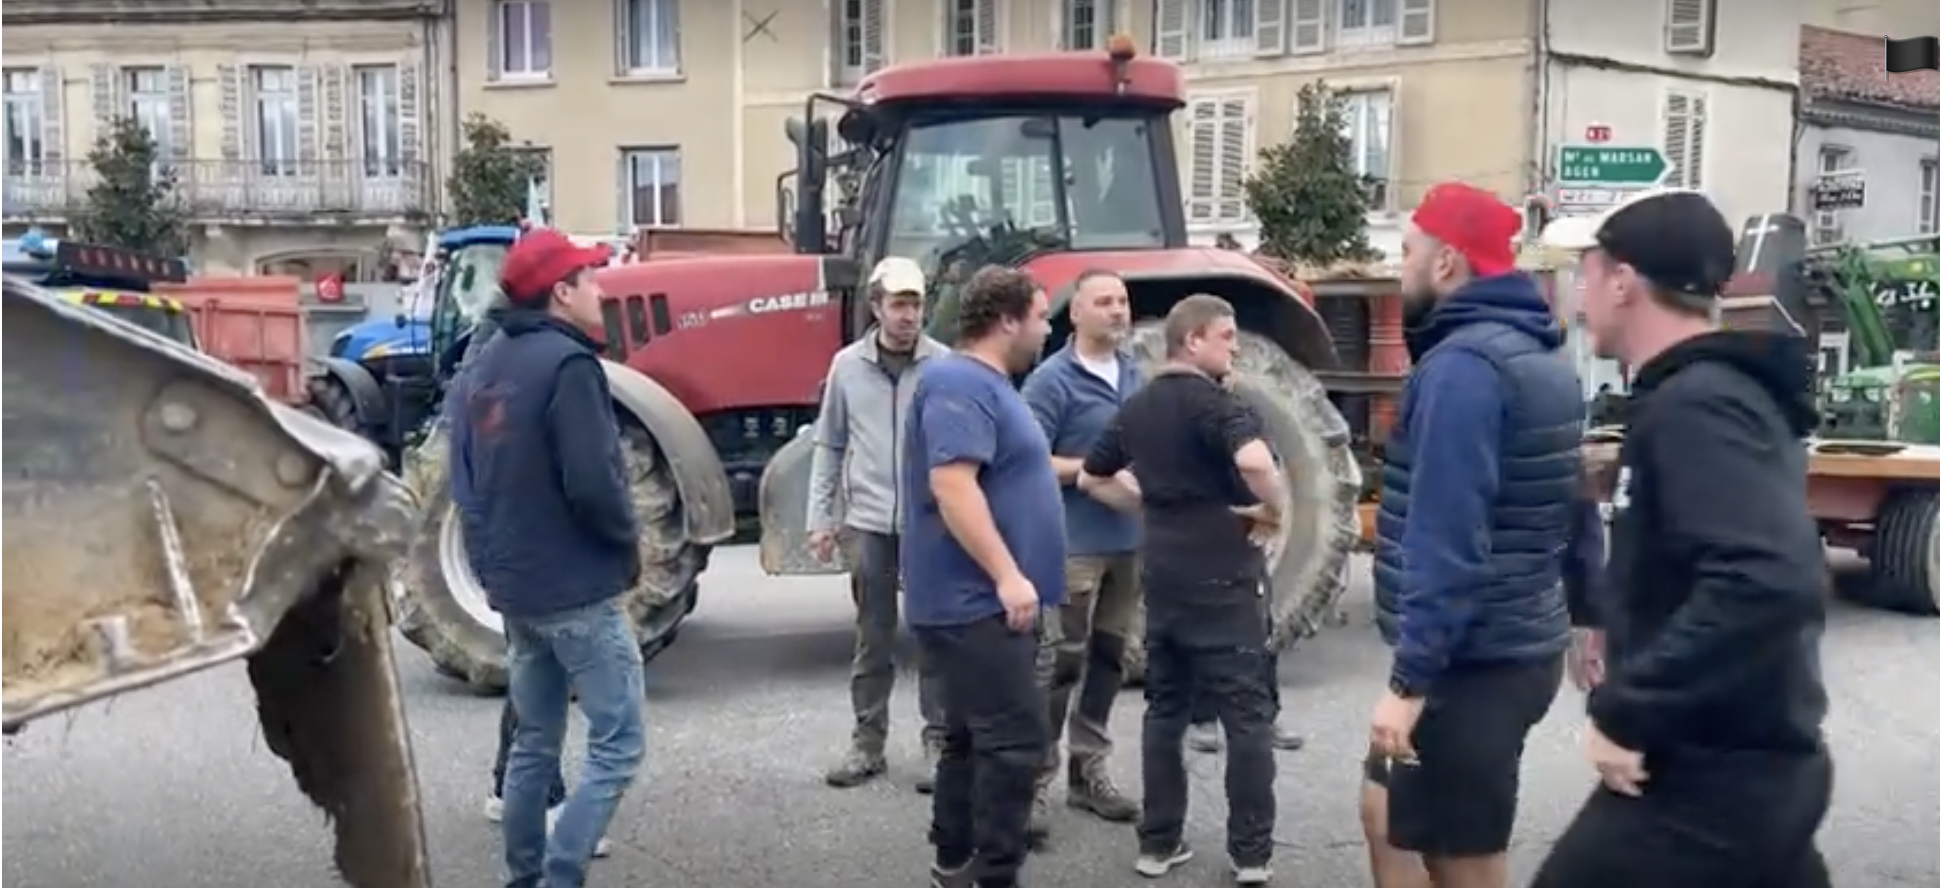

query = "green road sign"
[{"left": 1556, "top": 145, "right": 1670, "bottom": 185}]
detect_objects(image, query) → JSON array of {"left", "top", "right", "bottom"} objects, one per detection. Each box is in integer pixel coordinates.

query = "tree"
[
  {"left": 447, "top": 114, "right": 545, "bottom": 226},
  {"left": 1243, "top": 81, "right": 1378, "bottom": 268},
  {"left": 72, "top": 116, "right": 188, "bottom": 257}
]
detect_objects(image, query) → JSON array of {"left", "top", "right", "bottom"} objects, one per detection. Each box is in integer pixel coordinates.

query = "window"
[
  {"left": 1061, "top": 0, "right": 1113, "bottom": 51},
  {"left": 619, "top": 0, "right": 680, "bottom": 75},
  {"left": 4, "top": 69, "right": 46, "bottom": 176},
  {"left": 1663, "top": 0, "right": 1715, "bottom": 56},
  {"left": 833, "top": 0, "right": 884, "bottom": 83},
  {"left": 1336, "top": 0, "right": 1396, "bottom": 48},
  {"left": 1921, "top": 160, "right": 1937, "bottom": 235},
  {"left": 125, "top": 67, "right": 171, "bottom": 157},
  {"left": 1186, "top": 93, "right": 1253, "bottom": 225},
  {"left": 1340, "top": 89, "right": 1394, "bottom": 211},
  {"left": 623, "top": 147, "right": 680, "bottom": 228},
  {"left": 1661, "top": 90, "right": 1706, "bottom": 191},
  {"left": 1200, "top": 0, "right": 1257, "bottom": 59},
  {"left": 522, "top": 147, "right": 552, "bottom": 222},
  {"left": 1810, "top": 145, "right": 1852, "bottom": 245},
  {"left": 252, "top": 66, "right": 299, "bottom": 177},
  {"left": 885, "top": 113, "right": 1167, "bottom": 280},
  {"left": 944, "top": 0, "right": 998, "bottom": 56},
  {"left": 356, "top": 66, "right": 400, "bottom": 178},
  {"left": 496, "top": 0, "right": 553, "bottom": 79}
]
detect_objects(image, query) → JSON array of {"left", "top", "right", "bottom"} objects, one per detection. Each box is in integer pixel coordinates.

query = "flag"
[{"left": 1884, "top": 36, "right": 1939, "bottom": 73}]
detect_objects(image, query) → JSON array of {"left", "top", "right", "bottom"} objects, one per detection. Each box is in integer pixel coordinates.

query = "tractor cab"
[
  {"left": 1, "top": 231, "right": 195, "bottom": 347},
  {"left": 778, "top": 38, "right": 1187, "bottom": 341}
]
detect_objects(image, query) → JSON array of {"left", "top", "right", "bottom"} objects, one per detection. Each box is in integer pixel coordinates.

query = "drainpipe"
[{"left": 1527, "top": 0, "right": 1552, "bottom": 195}]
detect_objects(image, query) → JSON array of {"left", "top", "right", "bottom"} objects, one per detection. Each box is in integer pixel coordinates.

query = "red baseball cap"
[
  {"left": 1410, "top": 182, "right": 1522, "bottom": 278},
  {"left": 499, "top": 228, "right": 613, "bottom": 307}
]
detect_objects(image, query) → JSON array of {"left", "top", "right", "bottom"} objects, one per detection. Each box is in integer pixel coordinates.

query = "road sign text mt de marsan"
[{"left": 1557, "top": 146, "right": 1670, "bottom": 185}]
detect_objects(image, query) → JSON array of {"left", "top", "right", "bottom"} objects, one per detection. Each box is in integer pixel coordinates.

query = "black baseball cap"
[{"left": 1539, "top": 188, "right": 1737, "bottom": 298}]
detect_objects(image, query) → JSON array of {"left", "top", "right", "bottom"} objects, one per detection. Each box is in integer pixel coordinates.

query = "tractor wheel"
[
  {"left": 398, "top": 417, "right": 709, "bottom": 693},
  {"left": 1867, "top": 489, "right": 1940, "bottom": 616},
  {"left": 1117, "top": 324, "right": 1363, "bottom": 683},
  {"left": 307, "top": 374, "right": 368, "bottom": 436}
]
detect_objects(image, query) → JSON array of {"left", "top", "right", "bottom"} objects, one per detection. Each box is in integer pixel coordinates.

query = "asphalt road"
[{"left": 5, "top": 550, "right": 1937, "bottom": 888}]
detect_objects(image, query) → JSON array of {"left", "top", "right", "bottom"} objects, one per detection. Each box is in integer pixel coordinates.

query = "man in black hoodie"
[
  {"left": 448, "top": 228, "right": 644, "bottom": 888},
  {"left": 1532, "top": 191, "right": 1831, "bottom": 888}
]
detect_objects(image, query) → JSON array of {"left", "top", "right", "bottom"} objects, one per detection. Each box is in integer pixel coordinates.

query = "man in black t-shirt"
[{"left": 1078, "top": 294, "right": 1288, "bottom": 887}]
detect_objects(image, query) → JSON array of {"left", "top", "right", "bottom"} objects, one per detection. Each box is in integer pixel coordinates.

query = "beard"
[{"left": 1401, "top": 289, "right": 1437, "bottom": 329}]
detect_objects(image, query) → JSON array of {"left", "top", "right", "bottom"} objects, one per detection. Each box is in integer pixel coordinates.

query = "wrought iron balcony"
[{"left": 3, "top": 159, "right": 430, "bottom": 224}]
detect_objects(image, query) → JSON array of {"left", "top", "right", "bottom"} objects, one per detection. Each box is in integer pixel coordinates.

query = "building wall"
[
  {"left": 1796, "top": 120, "right": 1940, "bottom": 242},
  {"left": 3, "top": 7, "right": 437, "bottom": 272},
  {"left": 1539, "top": 0, "right": 1802, "bottom": 227}
]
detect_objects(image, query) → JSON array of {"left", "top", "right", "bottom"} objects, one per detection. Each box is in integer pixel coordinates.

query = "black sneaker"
[
  {"left": 929, "top": 861, "right": 973, "bottom": 888},
  {"left": 914, "top": 738, "right": 944, "bottom": 794},
  {"left": 1134, "top": 842, "right": 1194, "bottom": 878}
]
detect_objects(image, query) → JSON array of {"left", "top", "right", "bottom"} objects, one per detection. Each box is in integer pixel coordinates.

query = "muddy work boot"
[
  {"left": 1026, "top": 776, "right": 1054, "bottom": 846},
  {"left": 823, "top": 746, "right": 887, "bottom": 788},
  {"left": 913, "top": 737, "right": 944, "bottom": 795},
  {"left": 1066, "top": 758, "right": 1139, "bottom": 822}
]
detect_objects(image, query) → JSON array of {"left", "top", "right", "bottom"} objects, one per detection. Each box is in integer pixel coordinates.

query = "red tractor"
[{"left": 400, "top": 43, "right": 1362, "bottom": 691}]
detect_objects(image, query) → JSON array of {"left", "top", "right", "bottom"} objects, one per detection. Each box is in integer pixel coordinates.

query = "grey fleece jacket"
[{"left": 806, "top": 330, "right": 950, "bottom": 536}]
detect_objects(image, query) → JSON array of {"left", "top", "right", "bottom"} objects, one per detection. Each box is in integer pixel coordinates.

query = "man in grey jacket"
[{"left": 809, "top": 256, "right": 951, "bottom": 791}]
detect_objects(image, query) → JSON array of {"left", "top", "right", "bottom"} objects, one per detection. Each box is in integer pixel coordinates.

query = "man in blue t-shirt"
[{"left": 902, "top": 266, "right": 1066, "bottom": 888}]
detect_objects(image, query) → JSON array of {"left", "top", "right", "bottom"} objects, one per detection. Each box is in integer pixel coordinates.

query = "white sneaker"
[
  {"left": 1233, "top": 862, "right": 1273, "bottom": 885},
  {"left": 546, "top": 806, "right": 614, "bottom": 858},
  {"left": 490, "top": 797, "right": 612, "bottom": 857},
  {"left": 1134, "top": 843, "right": 1194, "bottom": 878}
]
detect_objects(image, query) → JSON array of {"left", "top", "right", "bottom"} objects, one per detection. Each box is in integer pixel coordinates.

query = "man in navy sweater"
[
  {"left": 903, "top": 266, "right": 1064, "bottom": 888},
  {"left": 1362, "top": 183, "right": 1584, "bottom": 888},
  {"left": 447, "top": 228, "right": 644, "bottom": 888}
]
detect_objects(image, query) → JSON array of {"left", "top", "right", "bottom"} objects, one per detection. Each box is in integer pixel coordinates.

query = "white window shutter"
[
  {"left": 90, "top": 64, "right": 121, "bottom": 132},
  {"left": 976, "top": 0, "right": 1001, "bottom": 53},
  {"left": 166, "top": 65, "right": 192, "bottom": 161},
  {"left": 486, "top": 3, "right": 504, "bottom": 81},
  {"left": 1188, "top": 100, "right": 1217, "bottom": 223},
  {"left": 1290, "top": 0, "right": 1327, "bottom": 55},
  {"left": 1398, "top": 0, "right": 1435, "bottom": 46},
  {"left": 1217, "top": 97, "right": 1251, "bottom": 223},
  {"left": 863, "top": 0, "right": 886, "bottom": 71},
  {"left": 1664, "top": 0, "right": 1713, "bottom": 55},
  {"left": 1684, "top": 95, "right": 1707, "bottom": 189},
  {"left": 1662, "top": 93, "right": 1690, "bottom": 188},
  {"left": 297, "top": 66, "right": 320, "bottom": 166},
  {"left": 1254, "top": 0, "right": 1288, "bottom": 57},
  {"left": 614, "top": 0, "right": 633, "bottom": 74},
  {"left": 38, "top": 67, "right": 65, "bottom": 166},
  {"left": 1155, "top": 0, "right": 1190, "bottom": 60}
]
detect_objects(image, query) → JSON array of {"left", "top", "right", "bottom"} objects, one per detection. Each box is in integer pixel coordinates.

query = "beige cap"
[{"left": 869, "top": 256, "right": 926, "bottom": 295}]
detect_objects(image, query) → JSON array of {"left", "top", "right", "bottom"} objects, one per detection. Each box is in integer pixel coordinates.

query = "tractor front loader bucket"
[{"left": 1, "top": 277, "right": 433, "bottom": 888}]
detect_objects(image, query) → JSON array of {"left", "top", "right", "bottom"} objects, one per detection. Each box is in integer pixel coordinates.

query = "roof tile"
[{"left": 1799, "top": 26, "right": 1940, "bottom": 111}]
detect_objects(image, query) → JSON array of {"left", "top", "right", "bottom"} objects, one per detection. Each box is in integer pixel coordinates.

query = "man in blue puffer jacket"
[{"left": 1359, "top": 183, "right": 1585, "bottom": 888}]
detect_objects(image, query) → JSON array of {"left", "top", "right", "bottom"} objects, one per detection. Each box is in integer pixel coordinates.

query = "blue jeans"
[{"left": 502, "top": 597, "right": 646, "bottom": 888}]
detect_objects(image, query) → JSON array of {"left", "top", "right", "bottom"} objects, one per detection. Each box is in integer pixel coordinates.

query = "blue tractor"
[{"left": 307, "top": 225, "right": 521, "bottom": 465}]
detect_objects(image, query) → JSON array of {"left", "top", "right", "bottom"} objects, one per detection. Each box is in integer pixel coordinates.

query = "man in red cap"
[
  {"left": 446, "top": 228, "right": 643, "bottom": 888},
  {"left": 1359, "top": 183, "right": 1588, "bottom": 888}
]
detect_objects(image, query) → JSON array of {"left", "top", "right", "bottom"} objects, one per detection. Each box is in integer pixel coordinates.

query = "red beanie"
[{"left": 1410, "top": 182, "right": 1521, "bottom": 277}]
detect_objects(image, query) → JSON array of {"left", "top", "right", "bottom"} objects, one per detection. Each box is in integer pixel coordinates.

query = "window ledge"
[
  {"left": 485, "top": 76, "right": 555, "bottom": 91},
  {"left": 609, "top": 71, "right": 685, "bottom": 86}
]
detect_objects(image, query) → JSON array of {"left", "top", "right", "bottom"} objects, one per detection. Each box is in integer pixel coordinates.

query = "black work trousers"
[
  {"left": 1139, "top": 594, "right": 1277, "bottom": 867},
  {"left": 919, "top": 615, "right": 1050, "bottom": 888},
  {"left": 1531, "top": 749, "right": 1834, "bottom": 888},
  {"left": 1190, "top": 648, "right": 1280, "bottom": 725}
]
